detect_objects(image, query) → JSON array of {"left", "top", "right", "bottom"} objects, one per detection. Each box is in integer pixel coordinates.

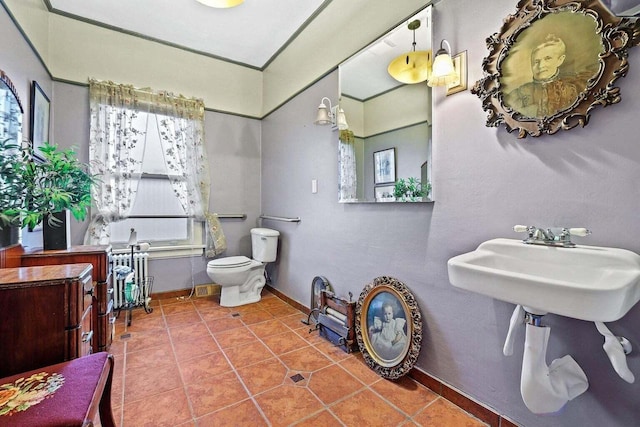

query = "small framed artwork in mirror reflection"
[{"left": 373, "top": 147, "right": 396, "bottom": 185}]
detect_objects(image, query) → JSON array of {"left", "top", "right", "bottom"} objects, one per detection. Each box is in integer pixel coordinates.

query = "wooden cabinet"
[
  {"left": 0, "top": 263, "right": 93, "bottom": 377},
  {"left": 21, "top": 245, "right": 113, "bottom": 352}
]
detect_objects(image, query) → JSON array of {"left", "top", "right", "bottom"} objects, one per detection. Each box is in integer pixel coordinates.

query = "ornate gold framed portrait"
[
  {"left": 472, "top": 0, "right": 640, "bottom": 138},
  {"left": 355, "top": 276, "right": 422, "bottom": 379}
]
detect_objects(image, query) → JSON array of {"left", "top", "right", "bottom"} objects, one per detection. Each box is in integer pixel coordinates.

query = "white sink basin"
[{"left": 447, "top": 238, "right": 640, "bottom": 322}]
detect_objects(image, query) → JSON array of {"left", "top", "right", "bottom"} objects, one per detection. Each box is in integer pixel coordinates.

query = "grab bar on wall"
[
  {"left": 260, "top": 214, "right": 301, "bottom": 223},
  {"left": 125, "top": 214, "right": 246, "bottom": 220},
  {"left": 217, "top": 214, "right": 247, "bottom": 219}
]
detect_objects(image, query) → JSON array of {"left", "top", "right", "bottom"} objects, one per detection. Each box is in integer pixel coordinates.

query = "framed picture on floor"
[{"left": 355, "top": 276, "right": 422, "bottom": 379}]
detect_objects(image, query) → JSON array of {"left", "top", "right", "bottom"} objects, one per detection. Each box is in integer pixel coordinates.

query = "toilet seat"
[{"left": 208, "top": 256, "right": 253, "bottom": 269}]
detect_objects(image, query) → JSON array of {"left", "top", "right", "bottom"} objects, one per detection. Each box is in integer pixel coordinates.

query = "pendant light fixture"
[
  {"left": 195, "top": 0, "right": 244, "bottom": 8},
  {"left": 387, "top": 20, "right": 431, "bottom": 84}
]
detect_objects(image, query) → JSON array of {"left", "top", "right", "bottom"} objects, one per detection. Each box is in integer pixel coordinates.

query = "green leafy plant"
[
  {"left": 393, "top": 177, "right": 430, "bottom": 202},
  {"left": 0, "top": 138, "right": 27, "bottom": 229},
  {"left": 20, "top": 142, "right": 96, "bottom": 229}
]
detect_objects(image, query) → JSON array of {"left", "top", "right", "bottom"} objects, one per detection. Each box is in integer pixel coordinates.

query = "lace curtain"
[
  {"left": 338, "top": 130, "right": 357, "bottom": 201},
  {"left": 85, "top": 80, "right": 212, "bottom": 249},
  {"left": 85, "top": 80, "right": 147, "bottom": 244}
]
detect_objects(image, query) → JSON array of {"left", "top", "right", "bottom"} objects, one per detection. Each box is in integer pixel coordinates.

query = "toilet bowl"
[{"left": 206, "top": 228, "right": 279, "bottom": 307}]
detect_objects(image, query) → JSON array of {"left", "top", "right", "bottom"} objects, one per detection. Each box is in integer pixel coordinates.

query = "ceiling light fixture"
[
  {"left": 387, "top": 20, "right": 432, "bottom": 84},
  {"left": 314, "top": 97, "right": 349, "bottom": 130},
  {"left": 195, "top": 0, "right": 244, "bottom": 8}
]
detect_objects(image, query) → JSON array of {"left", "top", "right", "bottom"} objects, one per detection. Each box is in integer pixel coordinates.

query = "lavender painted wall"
[{"left": 261, "top": 1, "right": 640, "bottom": 425}]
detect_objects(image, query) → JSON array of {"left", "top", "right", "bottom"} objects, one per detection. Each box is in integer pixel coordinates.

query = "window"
[
  {"left": 86, "top": 79, "right": 211, "bottom": 255},
  {"left": 108, "top": 112, "right": 204, "bottom": 249}
]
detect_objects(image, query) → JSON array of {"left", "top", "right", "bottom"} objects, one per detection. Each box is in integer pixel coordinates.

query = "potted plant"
[
  {"left": 20, "top": 142, "right": 95, "bottom": 250},
  {"left": 0, "top": 138, "right": 27, "bottom": 247},
  {"left": 393, "top": 177, "right": 431, "bottom": 202}
]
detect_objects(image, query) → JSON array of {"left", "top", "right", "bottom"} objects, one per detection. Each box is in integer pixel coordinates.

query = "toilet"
[{"left": 206, "top": 227, "right": 280, "bottom": 307}]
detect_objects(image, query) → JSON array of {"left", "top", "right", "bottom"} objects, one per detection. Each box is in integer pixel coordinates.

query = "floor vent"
[
  {"left": 290, "top": 373, "right": 305, "bottom": 383},
  {"left": 195, "top": 284, "right": 220, "bottom": 297}
]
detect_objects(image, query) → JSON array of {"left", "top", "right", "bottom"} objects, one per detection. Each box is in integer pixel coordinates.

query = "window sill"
[{"left": 112, "top": 244, "right": 205, "bottom": 259}]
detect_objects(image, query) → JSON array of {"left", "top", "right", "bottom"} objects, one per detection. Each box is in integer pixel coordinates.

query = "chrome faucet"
[{"left": 513, "top": 225, "right": 591, "bottom": 247}]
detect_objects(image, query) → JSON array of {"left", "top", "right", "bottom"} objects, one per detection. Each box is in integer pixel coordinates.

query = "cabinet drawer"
[
  {"left": 81, "top": 305, "right": 93, "bottom": 356},
  {"left": 94, "top": 280, "right": 113, "bottom": 314}
]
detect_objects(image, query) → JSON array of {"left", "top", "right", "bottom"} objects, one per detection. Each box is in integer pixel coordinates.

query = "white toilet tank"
[{"left": 251, "top": 228, "right": 280, "bottom": 262}]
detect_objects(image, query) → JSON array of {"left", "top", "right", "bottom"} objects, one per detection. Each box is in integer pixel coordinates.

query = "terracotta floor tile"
[
  {"left": 314, "top": 338, "right": 354, "bottom": 361},
  {"left": 196, "top": 304, "right": 231, "bottom": 317},
  {"left": 371, "top": 376, "right": 439, "bottom": 416},
  {"left": 186, "top": 371, "right": 249, "bottom": 417},
  {"left": 113, "top": 294, "right": 495, "bottom": 426},
  {"left": 262, "top": 330, "right": 310, "bottom": 355},
  {"left": 266, "top": 304, "right": 304, "bottom": 318},
  {"left": 124, "top": 361, "right": 182, "bottom": 403},
  {"left": 168, "top": 321, "right": 211, "bottom": 342},
  {"left": 229, "top": 303, "right": 262, "bottom": 314},
  {"left": 179, "top": 351, "right": 232, "bottom": 384},
  {"left": 196, "top": 399, "right": 268, "bottom": 426},
  {"left": 248, "top": 318, "right": 289, "bottom": 338},
  {"left": 124, "top": 312, "right": 166, "bottom": 332},
  {"left": 124, "top": 329, "right": 171, "bottom": 353},
  {"left": 126, "top": 344, "right": 175, "bottom": 371},
  {"left": 224, "top": 341, "right": 274, "bottom": 368},
  {"left": 280, "top": 313, "right": 310, "bottom": 331},
  {"left": 172, "top": 335, "right": 220, "bottom": 362},
  {"left": 214, "top": 325, "right": 257, "bottom": 349},
  {"left": 236, "top": 358, "right": 288, "bottom": 395},
  {"left": 161, "top": 301, "right": 196, "bottom": 316},
  {"left": 206, "top": 316, "right": 244, "bottom": 333},
  {"left": 413, "top": 398, "right": 487, "bottom": 427},
  {"left": 122, "top": 387, "right": 191, "bottom": 427},
  {"left": 339, "top": 354, "right": 382, "bottom": 385},
  {"left": 164, "top": 310, "right": 203, "bottom": 327},
  {"left": 279, "top": 346, "right": 333, "bottom": 372},
  {"left": 308, "top": 364, "right": 365, "bottom": 404},
  {"left": 254, "top": 384, "right": 324, "bottom": 427},
  {"left": 331, "top": 389, "right": 407, "bottom": 427},
  {"left": 291, "top": 410, "right": 343, "bottom": 427},
  {"left": 239, "top": 309, "right": 276, "bottom": 324}
]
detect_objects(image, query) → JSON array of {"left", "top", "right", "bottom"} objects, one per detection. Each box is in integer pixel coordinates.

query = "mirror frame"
[{"left": 0, "top": 69, "right": 24, "bottom": 116}]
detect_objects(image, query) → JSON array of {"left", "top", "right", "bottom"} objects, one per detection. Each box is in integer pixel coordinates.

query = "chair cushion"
[{"left": 0, "top": 352, "right": 111, "bottom": 426}]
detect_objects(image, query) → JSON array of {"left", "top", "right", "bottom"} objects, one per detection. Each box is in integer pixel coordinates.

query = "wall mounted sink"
[{"left": 447, "top": 238, "right": 640, "bottom": 322}]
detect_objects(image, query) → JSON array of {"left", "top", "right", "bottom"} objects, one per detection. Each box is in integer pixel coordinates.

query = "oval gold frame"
[
  {"left": 355, "top": 276, "right": 422, "bottom": 379},
  {"left": 472, "top": 0, "right": 640, "bottom": 138}
]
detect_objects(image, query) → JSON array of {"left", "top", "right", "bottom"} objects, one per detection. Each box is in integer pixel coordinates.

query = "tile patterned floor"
[{"left": 107, "top": 291, "right": 488, "bottom": 427}]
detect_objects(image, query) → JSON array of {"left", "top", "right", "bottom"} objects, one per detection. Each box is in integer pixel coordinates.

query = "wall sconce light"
[
  {"left": 427, "top": 40, "right": 468, "bottom": 95},
  {"left": 314, "top": 97, "right": 349, "bottom": 130},
  {"left": 195, "top": 0, "right": 244, "bottom": 8}
]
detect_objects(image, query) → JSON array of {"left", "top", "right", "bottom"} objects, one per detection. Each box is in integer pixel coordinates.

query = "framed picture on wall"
[
  {"left": 471, "top": 0, "right": 640, "bottom": 138},
  {"left": 30, "top": 81, "right": 50, "bottom": 162},
  {"left": 373, "top": 147, "right": 396, "bottom": 185}
]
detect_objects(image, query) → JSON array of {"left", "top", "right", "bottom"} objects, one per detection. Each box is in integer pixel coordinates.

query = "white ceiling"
[{"left": 47, "top": 0, "right": 328, "bottom": 69}]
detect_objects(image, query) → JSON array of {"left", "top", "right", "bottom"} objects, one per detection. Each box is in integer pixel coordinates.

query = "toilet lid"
[{"left": 209, "top": 256, "right": 253, "bottom": 268}]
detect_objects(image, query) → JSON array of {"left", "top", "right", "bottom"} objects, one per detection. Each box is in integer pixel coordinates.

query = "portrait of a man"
[{"left": 500, "top": 11, "right": 603, "bottom": 119}]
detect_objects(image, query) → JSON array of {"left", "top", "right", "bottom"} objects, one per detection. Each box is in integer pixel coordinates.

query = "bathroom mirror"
[
  {"left": 0, "top": 69, "right": 23, "bottom": 148},
  {"left": 338, "top": 7, "right": 432, "bottom": 203}
]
